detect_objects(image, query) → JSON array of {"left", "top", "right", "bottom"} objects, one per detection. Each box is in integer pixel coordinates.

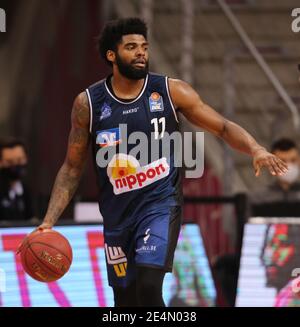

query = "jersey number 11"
[{"left": 151, "top": 117, "right": 165, "bottom": 139}]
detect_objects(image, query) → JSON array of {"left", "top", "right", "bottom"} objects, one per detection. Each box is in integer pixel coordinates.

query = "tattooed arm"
[{"left": 38, "top": 92, "right": 90, "bottom": 229}]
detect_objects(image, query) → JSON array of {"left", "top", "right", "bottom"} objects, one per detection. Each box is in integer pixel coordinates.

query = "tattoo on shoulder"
[
  {"left": 72, "top": 92, "right": 90, "bottom": 127},
  {"left": 69, "top": 92, "right": 90, "bottom": 146}
]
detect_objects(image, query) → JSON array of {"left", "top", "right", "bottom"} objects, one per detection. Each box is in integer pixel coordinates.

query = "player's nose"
[{"left": 135, "top": 46, "right": 146, "bottom": 57}]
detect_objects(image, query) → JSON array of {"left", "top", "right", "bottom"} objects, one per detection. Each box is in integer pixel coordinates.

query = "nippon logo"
[
  {"left": 107, "top": 155, "right": 170, "bottom": 195},
  {"left": 0, "top": 8, "right": 6, "bottom": 32},
  {"left": 291, "top": 8, "right": 300, "bottom": 33},
  {"left": 0, "top": 268, "right": 6, "bottom": 293},
  {"left": 291, "top": 268, "right": 300, "bottom": 293}
]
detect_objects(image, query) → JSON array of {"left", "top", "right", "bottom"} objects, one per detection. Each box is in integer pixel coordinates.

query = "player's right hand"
[
  {"left": 16, "top": 222, "right": 53, "bottom": 255},
  {"left": 36, "top": 221, "right": 53, "bottom": 231},
  {"left": 253, "top": 148, "right": 288, "bottom": 177}
]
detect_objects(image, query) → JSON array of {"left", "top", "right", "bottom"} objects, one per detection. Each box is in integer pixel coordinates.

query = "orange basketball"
[{"left": 19, "top": 229, "right": 73, "bottom": 282}]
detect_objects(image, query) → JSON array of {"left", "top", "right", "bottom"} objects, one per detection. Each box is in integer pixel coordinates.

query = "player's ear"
[{"left": 106, "top": 50, "right": 115, "bottom": 64}]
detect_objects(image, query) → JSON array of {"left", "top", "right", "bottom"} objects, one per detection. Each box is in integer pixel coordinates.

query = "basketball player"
[{"left": 25, "top": 18, "right": 287, "bottom": 307}]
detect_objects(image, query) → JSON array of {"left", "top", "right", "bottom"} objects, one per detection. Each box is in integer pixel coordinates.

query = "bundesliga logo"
[{"left": 107, "top": 154, "right": 170, "bottom": 195}]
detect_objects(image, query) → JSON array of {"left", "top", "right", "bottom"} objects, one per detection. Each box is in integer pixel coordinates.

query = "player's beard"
[{"left": 115, "top": 52, "right": 149, "bottom": 80}]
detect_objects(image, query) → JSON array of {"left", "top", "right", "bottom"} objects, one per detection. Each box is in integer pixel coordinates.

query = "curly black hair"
[
  {"left": 271, "top": 138, "right": 298, "bottom": 153},
  {"left": 98, "top": 17, "right": 148, "bottom": 66},
  {"left": 0, "top": 137, "right": 27, "bottom": 160}
]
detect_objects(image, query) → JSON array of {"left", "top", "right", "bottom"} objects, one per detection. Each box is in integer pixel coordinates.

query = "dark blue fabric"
[{"left": 86, "top": 73, "right": 183, "bottom": 231}]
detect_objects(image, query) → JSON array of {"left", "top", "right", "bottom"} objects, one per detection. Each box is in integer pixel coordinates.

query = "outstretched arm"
[
  {"left": 40, "top": 92, "right": 90, "bottom": 228},
  {"left": 169, "top": 79, "right": 288, "bottom": 177}
]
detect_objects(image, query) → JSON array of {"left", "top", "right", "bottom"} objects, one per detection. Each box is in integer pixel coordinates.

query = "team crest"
[
  {"left": 99, "top": 102, "right": 112, "bottom": 121},
  {"left": 149, "top": 92, "right": 164, "bottom": 112}
]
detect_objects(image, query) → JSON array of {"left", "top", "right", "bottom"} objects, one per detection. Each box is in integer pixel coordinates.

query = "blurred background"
[{"left": 0, "top": 0, "right": 300, "bottom": 307}]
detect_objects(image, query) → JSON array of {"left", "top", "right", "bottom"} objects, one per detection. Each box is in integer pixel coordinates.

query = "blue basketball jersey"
[{"left": 86, "top": 73, "right": 182, "bottom": 230}]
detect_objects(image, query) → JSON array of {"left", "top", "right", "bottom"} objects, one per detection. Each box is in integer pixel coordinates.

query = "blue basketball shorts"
[{"left": 103, "top": 205, "right": 182, "bottom": 287}]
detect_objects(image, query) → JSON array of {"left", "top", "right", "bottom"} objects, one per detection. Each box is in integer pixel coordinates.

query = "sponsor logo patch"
[
  {"left": 96, "top": 127, "right": 121, "bottom": 148},
  {"left": 123, "top": 107, "right": 139, "bottom": 115},
  {"left": 144, "top": 228, "right": 151, "bottom": 244},
  {"left": 105, "top": 244, "right": 127, "bottom": 278},
  {"left": 107, "top": 154, "right": 170, "bottom": 195}
]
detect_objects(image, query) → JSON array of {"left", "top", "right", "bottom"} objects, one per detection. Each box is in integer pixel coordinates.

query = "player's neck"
[{"left": 111, "top": 71, "right": 145, "bottom": 100}]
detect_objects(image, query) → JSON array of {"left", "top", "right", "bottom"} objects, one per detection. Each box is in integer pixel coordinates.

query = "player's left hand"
[{"left": 253, "top": 148, "right": 288, "bottom": 177}]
